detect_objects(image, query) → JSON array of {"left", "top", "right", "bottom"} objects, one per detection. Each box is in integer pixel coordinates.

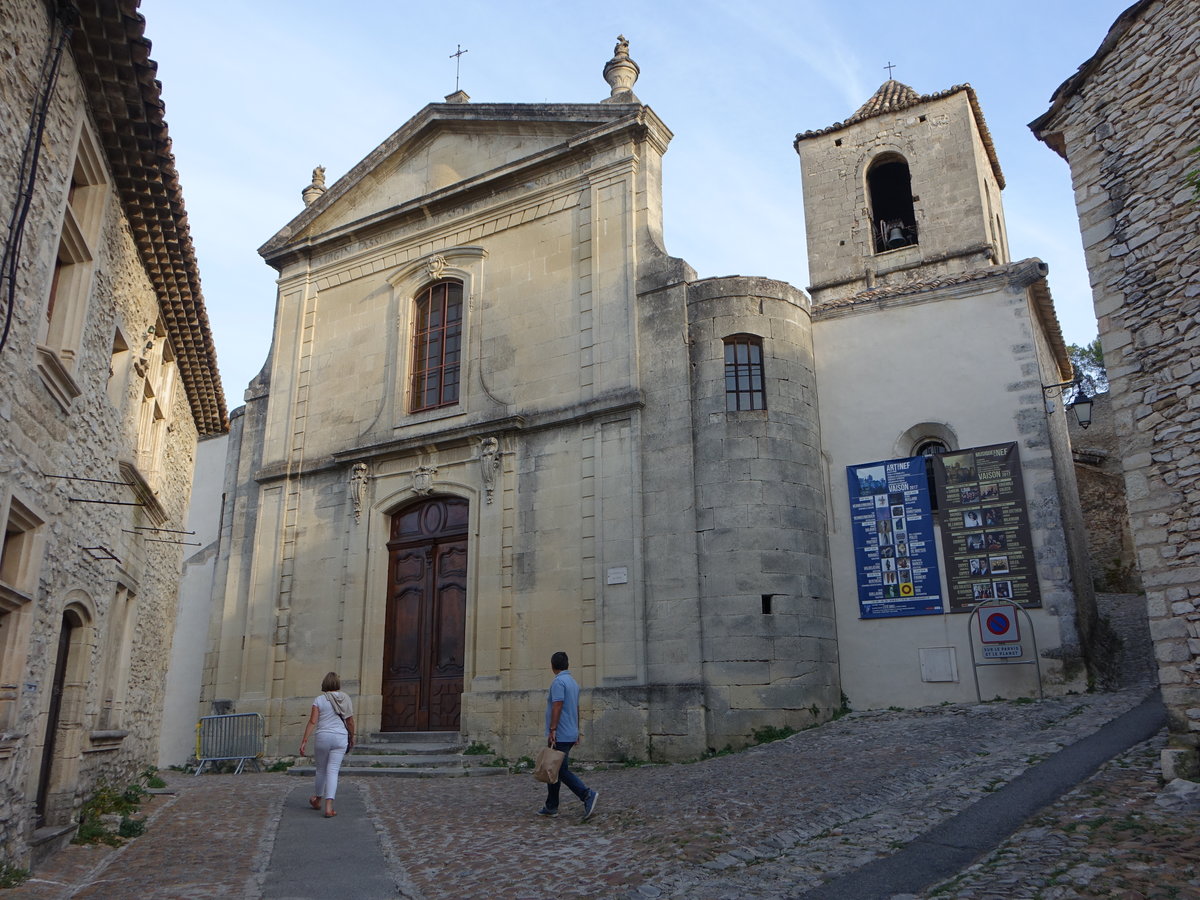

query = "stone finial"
[
  {"left": 602, "top": 34, "right": 640, "bottom": 103},
  {"left": 302, "top": 165, "right": 327, "bottom": 206},
  {"left": 444, "top": 89, "right": 471, "bottom": 104}
]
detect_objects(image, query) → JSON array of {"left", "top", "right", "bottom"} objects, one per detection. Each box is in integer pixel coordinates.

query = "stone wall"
[
  {"left": 0, "top": 1, "right": 204, "bottom": 867},
  {"left": 686, "top": 276, "right": 839, "bottom": 747},
  {"left": 1068, "top": 393, "right": 1140, "bottom": 592},
  {"left": 1031, "top": 0, "right": 1200, "bottom": 774}
]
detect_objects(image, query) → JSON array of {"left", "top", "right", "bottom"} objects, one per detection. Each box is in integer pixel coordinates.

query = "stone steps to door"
[
  {"left": 288, "top": 764, "right": 506, "bottom": 778},
  {"left": 343, "top": 753, "right": 488, "bottom": 767},
  {"left": 287, "top": 732, "right": 509, "bottom": 778}
]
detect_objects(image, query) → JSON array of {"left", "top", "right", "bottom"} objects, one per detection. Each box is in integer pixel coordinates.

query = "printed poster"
[
  {"left": 931, "top": 442, "right": 1041, "bottom": 611},
  {"left": 847, "top": 456, "right": 943, "bottom": 619}
]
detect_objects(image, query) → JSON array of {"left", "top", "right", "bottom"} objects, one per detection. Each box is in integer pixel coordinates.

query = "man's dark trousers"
[{"left": 545, "top": 741, "right": 589, "bottom": 809}]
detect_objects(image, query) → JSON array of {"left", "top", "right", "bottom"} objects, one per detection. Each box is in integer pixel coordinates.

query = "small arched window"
[
  {"left": 724, "top": 334, "right": 766, "bottom": 411},
  {"left": 410, "top": 280, "right": 463, "bottom": 412},
  {"left": 915, "top": 439, "right": 948, "bottom": 458},
  {"left": 867, "top": 154, "right": 918, "bottom": 253}
]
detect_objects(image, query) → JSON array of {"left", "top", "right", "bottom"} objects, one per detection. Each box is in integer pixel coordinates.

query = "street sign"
[
  {"left": 982, "top": 644, "right": 1023, "bottom": 659},
  {"left": 979, "top": 607, "right": 1020, "bottom": 643}
]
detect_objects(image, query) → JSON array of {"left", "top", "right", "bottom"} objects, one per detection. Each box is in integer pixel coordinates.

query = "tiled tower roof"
[
  {"left": 852, "top": 79, "right": 922, "bottom": 118},
  {"left": 795, "top": 81, "right": 1005, "bottom": 189}
]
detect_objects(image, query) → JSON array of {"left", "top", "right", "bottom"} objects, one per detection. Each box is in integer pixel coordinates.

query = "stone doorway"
[
  {"left": 382, "top": 497, "right": 467, "bottom": 732},
  {"left": 35, "top": 609, "right": 84, "bottom": 826}
]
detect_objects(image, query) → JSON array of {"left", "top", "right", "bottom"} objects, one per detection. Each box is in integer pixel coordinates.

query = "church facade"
[{"left": 200, "top": 42, "right": 1094, "bottom": 762}]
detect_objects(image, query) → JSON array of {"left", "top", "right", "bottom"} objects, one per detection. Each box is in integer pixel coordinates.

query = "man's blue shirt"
[{"left": 546, "top": 670, "right": 580, "bottom": 742}]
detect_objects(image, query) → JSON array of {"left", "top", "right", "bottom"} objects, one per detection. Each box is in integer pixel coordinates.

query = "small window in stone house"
[
  {"left": 868, "top": 153, "right": 918, "bottom": 253},
  {"left": 724, "top": 334, "right": 766, "bottom": 412},
  {"left": 37, "top": 125, "right": 108, "bottom": 406},
  {"left": 99, "top": 586, "right": 135, "bottom": 731},
  {"left": 1, "top": 497, "right": 44, "bottom": 598},
  {"left": 107, "top": 327, "right": 131, "bottom": 410},
  {"left": 916, "top": 439, "right": 948, "bottom": 512},
  {"left": 135, "top": 320, "right": 176, "bottom": 488},
  {"left": 410, "top": 280, "right": 463, "bottom": 412}
]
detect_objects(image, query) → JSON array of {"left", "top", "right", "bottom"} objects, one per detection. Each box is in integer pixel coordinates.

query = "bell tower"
[{"left": 794, "top": 80, "right": 1010, "bottom": 306}]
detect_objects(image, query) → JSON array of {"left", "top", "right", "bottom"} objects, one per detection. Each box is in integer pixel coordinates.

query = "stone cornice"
[
  {"left": 261, "top": 103, "right": 670, "bottom": 268},
  {"left": 252, "top": 390, "right": 644, "bottom": 484}
]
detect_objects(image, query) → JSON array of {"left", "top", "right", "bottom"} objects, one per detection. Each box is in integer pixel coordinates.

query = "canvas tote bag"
[{"left": 533, "top": 744, "right": 565, "bottom": 784}]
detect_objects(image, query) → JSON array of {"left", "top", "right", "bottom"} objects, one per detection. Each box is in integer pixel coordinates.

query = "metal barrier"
[{"left": 194, "top": 713, "right": 264, "bottom": 775}]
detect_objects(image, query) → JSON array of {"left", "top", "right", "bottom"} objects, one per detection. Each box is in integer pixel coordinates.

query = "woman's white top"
[{"left": 312, "top": 693, "right": 351, "bottom": 738}]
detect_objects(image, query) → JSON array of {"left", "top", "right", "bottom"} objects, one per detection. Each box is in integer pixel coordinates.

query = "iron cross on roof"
[
  {"left": 450, "top": 44, "right": 469, "bottom": 92},
  {"left": 885, "top": 61, "right": 897, "bottom": 79}
]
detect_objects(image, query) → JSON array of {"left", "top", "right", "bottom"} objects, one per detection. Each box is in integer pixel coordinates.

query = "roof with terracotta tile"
[
  {"left": 795, "top": 80, "right": 1005, "bottom": 189},
  {"left": 69, "top": 0, "right": 227, "bottom": 434},
  {"left": 812, "top": 258, "right": 1070, "bottom": 379}
]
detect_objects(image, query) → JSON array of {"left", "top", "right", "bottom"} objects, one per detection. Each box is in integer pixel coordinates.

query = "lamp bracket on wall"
[{"left": 1041, "top": 377, "right": 1094, "bottom": 429}]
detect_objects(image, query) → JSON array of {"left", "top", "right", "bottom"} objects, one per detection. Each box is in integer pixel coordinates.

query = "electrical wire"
[{"left": 0, "top": 2, "right": 77, "bottom": 354}]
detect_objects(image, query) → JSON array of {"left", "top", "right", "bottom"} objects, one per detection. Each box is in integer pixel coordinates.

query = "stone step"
[
  {"left": 351, "top": 742, "right": 463, "bottom": 756},
  {"left": 341, "top": 753, "right": 496, "bottom": 768},
  {"left": 368, "top": 731, "right": 460, "bottom": 744},
  {"left": 287, "top": 764, "right": 507, "bottom": 778}
]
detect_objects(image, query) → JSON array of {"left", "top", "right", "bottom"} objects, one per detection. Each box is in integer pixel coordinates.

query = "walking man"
[{"left": 538, "top": 651, "right": 599, "bottom": 820}]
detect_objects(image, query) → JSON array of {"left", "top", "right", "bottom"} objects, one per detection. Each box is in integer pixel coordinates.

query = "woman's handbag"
[{"left": 533, "top": 744, "right": 565, "bottom": 784}]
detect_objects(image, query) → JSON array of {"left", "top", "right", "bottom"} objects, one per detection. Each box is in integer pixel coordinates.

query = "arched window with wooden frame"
[
  {"left": 867, "top": 153, "right": 918, "bottom": 253},
  {"left": 724, "top": 333, "right": 766, "bottom": 411},
  {"left": 410, "top": 280, "right": 463, "bottom": 412}
]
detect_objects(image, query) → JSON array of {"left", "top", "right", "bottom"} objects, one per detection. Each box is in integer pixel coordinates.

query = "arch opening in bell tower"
[{"left": 867, "top": 154, "right": 918, "bottom": 253}]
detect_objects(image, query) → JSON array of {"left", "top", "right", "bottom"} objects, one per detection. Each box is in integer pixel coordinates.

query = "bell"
[{"left": 887, "top": 225, "right": 907, "bottom": 248}]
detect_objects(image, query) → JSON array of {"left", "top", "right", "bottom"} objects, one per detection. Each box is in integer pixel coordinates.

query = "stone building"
[
  {"left": 1030, "top": 0, "right": 1200, "bottom": 777},
  {"left": 199, "top": 42, "right": 1094, "bottom": 764},
  {"left": 0, "top": 0, "right": 226, "bottom": 866},
  {"left": 797, "top": 82, "right": 1096, "bottom": 710}
]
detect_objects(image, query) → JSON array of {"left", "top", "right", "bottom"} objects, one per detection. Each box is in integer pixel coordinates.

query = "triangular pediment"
[{"left": 261, "top": 103, "right": 643, "bottom": 258}]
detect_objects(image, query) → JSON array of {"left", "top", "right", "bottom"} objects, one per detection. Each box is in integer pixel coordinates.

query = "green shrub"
[
  {"left": 118, "top": 816, "right": 146, "bottom": 838},
  {"left": 73, "top": 775, "right": 151, "bottom": 846},
  {"left": 751, "top": 724, "right": 796, "bottom": 745},
  {"left": 0, "top": 862, "right": 30, "bottom": 888}
]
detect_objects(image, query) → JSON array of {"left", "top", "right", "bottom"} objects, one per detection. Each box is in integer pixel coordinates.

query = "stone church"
[{"left": 200, "top": 39, "right": 1095, "bottom": 762}]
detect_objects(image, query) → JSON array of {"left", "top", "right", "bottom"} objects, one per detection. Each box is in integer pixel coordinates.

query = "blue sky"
[{"left": 141, "top": 0, "right": 1133, "bottom": 400}]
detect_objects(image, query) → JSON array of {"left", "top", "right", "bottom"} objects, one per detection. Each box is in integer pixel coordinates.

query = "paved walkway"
[{"left": 14, "top": 595, "right": 1198, "bottom": 899}]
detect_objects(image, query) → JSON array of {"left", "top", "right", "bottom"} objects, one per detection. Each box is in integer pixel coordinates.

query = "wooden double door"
[{"left": 382, "top": 497, "right": 468, "bottom": 732}]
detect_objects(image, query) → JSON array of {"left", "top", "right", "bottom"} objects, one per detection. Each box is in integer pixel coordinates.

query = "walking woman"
[{"left": 299, "top": 672, "right": 355, "bottom": 817}]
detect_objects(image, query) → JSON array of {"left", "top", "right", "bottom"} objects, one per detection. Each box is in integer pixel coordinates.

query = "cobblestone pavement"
[
  {"left": 921, "top": 730, "right": 1200, "bottom": 899},
  {"left": 14, "top": 595, "right": 1195, "bottom": 899}
]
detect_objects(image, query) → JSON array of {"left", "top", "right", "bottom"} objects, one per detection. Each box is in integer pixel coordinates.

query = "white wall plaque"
[{"left": 606, "top": 567, "right": 628, "bottom": 585}]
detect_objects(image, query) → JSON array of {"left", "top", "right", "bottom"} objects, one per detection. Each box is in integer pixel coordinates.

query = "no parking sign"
[{"left": 979, "top": 606, "right": 1020, "bottom": 643}]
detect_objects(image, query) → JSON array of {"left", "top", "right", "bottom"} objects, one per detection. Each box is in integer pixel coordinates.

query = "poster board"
[
  {"left": 930, "top": 442, "right": 1041, "bottom": 612},
  {"left": 847, "top": 456, "right": 943, "bottom": 619}
]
